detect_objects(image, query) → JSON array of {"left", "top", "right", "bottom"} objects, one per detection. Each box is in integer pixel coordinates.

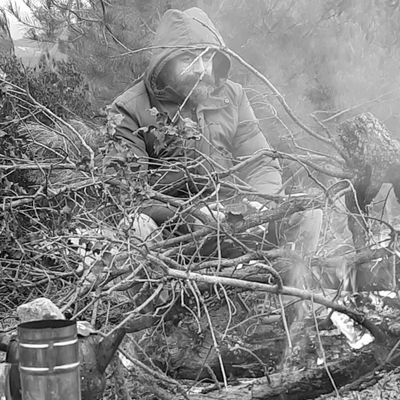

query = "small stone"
[{"left": 17, "top": 297, "right": 65, "bottom": 322}]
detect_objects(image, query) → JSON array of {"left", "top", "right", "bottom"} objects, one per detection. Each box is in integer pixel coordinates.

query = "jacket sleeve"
[
  {"left": 232, "top": 90, "right": 282, "bottom": 195},
  {"left": 108, "top": 100, "right": 149, "bottom": 159}
]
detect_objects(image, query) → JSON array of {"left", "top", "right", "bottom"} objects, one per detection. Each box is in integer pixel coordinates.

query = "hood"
[{"left": 144, "top": 7, "right": 231, "bottom": 104}]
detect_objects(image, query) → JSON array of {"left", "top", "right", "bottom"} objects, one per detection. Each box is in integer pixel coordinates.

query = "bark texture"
[
  {"left": 337, "top": 113, "right": 400, "bottom": 290},
  {"left": 338, "top": 112, "right": 400, "bottom": 211}
]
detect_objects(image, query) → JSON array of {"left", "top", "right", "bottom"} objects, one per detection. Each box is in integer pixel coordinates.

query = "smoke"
[{"left": 204, "top": 0, "right": 400, "bottom": 142}]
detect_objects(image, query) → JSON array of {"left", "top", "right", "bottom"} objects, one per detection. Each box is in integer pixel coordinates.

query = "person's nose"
[
  {"left": 192, "top": 56, "right": 212, "bottom": 76},
  {"left": 192, "top": 57, "right": 205, "bottom": 75}
]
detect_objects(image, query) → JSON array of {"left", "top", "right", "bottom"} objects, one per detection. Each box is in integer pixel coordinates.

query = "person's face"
[{"left": 167, "top": 50, "right": 216, "bottom": 105}]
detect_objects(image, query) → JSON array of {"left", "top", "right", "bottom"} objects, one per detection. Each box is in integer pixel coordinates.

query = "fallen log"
[{"left": 182, "top": 341, "right": 400, "bottom": 400}]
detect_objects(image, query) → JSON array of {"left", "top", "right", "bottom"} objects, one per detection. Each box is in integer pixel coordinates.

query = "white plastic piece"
[
  {"left": 118, "top": 352, "right": 134, "bottom": 370},
  {"left": 330, "top": 311, "right": 374, "bottom": 350}
]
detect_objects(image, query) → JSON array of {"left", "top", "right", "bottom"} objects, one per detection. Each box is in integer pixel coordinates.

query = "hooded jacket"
[{"left": 109, "top": 7, "right": 282, "bottom": 198}]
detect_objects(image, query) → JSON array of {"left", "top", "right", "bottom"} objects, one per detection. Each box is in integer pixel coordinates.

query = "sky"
[{"left": 0, "top": 0, "right": 31, "bottom": 39}]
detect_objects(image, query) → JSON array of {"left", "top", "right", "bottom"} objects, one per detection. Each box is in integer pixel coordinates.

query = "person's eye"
[{"left": 181, "top": 54, "right": 194, "bottom": 63}]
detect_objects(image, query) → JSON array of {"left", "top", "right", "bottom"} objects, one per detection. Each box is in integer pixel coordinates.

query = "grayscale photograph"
[{"left": 1, "top": 1, "right": 400, "bottom": 399}]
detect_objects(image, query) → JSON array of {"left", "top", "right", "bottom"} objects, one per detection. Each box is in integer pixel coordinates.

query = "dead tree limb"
[
  {"left": 162, "top": 265, "right": 387, "bottom": 343},
  {"left": 336, "top": 113, "right": 400, "bottom": 289},
  {"left": 181, "top": 346, "right": 393, "bottom": 400},
  {"left": 338, "top": 113, "right": 400, "bottom": 209}
]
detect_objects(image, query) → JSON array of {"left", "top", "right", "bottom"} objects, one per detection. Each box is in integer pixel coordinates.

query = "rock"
[
  {"left": 17, "top": 298, "right": 65, "bottom": 322},
  {"left": 389, "top": 322, "right": 400, "bottom": 336}
]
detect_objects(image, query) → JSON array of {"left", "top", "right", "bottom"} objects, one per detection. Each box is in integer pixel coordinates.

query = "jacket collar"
[{"left": 147, "top": 84, "right": 230, "bottom": 122}]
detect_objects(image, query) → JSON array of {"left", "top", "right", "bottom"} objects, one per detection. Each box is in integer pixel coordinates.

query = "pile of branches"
[
  {"left": 0, "top": 61, "right": 327, "bottom": 315},
  {"left": 2, "top": 50, "right": 400, "bottom": 399},
  {"left": 0, "top": 79, "right": 324, "bottom": 319}
]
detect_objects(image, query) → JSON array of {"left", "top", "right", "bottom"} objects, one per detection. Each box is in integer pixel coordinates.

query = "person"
[{"left": 109, "top": 7, "right": 322, "bottom": 268}]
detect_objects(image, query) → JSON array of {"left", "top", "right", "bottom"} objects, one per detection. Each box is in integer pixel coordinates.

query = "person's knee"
[
  {"left": 300, "top": 209, "right": 323, "bottom": 228},
  {"left": 119, "top": 213, "right": 160, "bottom": 243}
]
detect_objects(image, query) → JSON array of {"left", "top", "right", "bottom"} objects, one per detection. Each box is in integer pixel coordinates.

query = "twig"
[
  {"left": 222, "top": 47, "right": 333, "bottom": 146},
  {"left": 0, "top": 163, "right": 76, "bottom": 171},
  {"left": 164, "top": 267, "right": 387, "bottom": 343},
  {"left": 279, "top": 294, "right": 292, "bottom": 350},
  {"left": 106, "top": 283, "right": 164, "bottom": 336},
  {"left": 311, "top": 296, "right": 340, "bottom": 397},
  {"left": 0, "top": 77, "right": 95, "bottom": 170},
  {"left": 193, "top": 282, "right": 229, "bottom": 389},
  {"left": 118, "top": 347, "right": 190, "bottom": 400},
  {"left": 218, "top": 148, "right": 350, "bottom": 181},
  {"left": 30, "top": 98, "right": 95, "bottom": 171}
]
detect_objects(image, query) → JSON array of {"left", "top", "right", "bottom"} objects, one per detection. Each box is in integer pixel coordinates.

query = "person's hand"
[
  {"left": 243, "top": 198, "right": 275, "bottom": 212},
  {"left": 242, "top": 199, "right": 274, "bottom": 234}
]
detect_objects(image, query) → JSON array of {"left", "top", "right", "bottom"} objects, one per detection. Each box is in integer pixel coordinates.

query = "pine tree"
[{"left": 0, "top": 9, "right": 13, "bottom": 56}]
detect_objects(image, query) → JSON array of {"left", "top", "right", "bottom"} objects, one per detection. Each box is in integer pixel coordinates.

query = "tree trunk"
[
  {"left": 182, "top": 342, "right": 400, "bottom": 400},
  {"left": 337, "top": 113, "right": 400, "bottom": 289},
  {"left": 337, "top": 113, "right": 400, "bottom": 212}
]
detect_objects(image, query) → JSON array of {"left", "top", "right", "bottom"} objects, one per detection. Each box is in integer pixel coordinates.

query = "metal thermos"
[{"left": 17, "top": 320, "right": 81, "bottom": 400}]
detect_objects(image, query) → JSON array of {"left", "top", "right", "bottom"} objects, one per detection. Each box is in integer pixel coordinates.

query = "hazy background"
[
  {"left": 3, "top": 0, "right": 400, "bottom": 152},
  {"left": 0, "top": 0, "right": 30, "bottom": 39}
]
